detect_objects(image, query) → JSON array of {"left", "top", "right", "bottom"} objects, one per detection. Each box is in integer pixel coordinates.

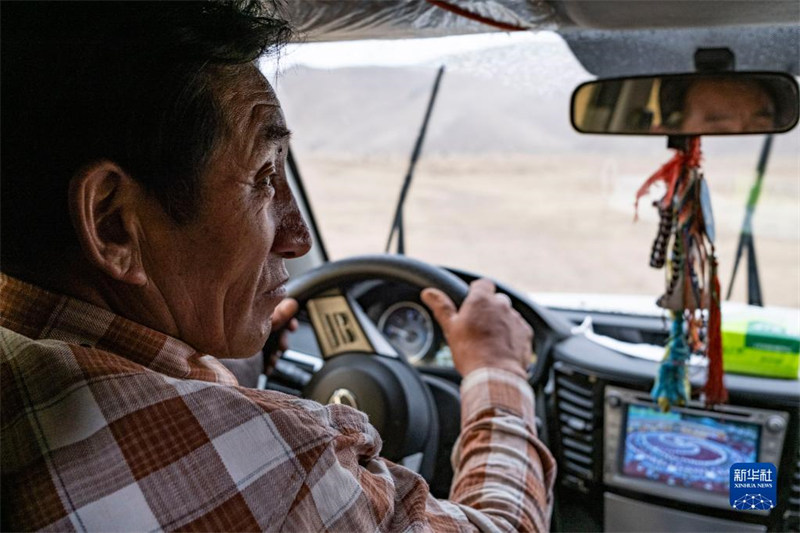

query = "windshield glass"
[{"left": 264, "top": 32, "right": 799, "bottom": 309}]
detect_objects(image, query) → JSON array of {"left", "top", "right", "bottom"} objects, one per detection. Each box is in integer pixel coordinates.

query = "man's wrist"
[
  {"left": 460, "top": 366, "right": 536, "bottom": 424},
  {"left": 461, "top": 362, "right": 527, "bottom": 381}
]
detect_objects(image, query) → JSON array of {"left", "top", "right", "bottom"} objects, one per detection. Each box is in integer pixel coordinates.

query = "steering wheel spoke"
[{"left": 305, "top": 288, "right": 399, "bottom": 359}]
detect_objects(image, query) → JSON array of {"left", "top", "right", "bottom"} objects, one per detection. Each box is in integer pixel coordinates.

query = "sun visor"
[
  {"left": 562, "top": 25, "right": 800, "bottom": 77},
  {"left": 278, "top": 0, "right": 561, "bottom": 42}
]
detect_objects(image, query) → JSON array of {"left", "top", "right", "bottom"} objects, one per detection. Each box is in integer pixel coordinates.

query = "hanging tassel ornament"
[
  {"left": 635, "top": 137, "right": 728, "bottom": 410},
  {"left": 652, "top": 313, "right": 691, "bottom": 411},
  {"left": 705, "top": 257, "right": 728, "bottom": 404}
]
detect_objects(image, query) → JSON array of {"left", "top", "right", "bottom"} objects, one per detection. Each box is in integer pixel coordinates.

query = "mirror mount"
[
  {"left": 694, "top": 48, "right": 735, "bottom": 73},
  {"left": 667, "top": 135, "right": 692, "bottom": 151}
]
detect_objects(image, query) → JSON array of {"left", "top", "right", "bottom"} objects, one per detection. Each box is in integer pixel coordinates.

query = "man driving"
[{"left": 0, "top": 2, "right": 554, "bottom": 531}]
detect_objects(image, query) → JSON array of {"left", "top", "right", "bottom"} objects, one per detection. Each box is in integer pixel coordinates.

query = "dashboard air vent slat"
[
  {"left": 564, "top": 449, "right": 593, "bottom": 466},
  {"left": 556, "top": 376, "right": 593, "bottom": 397},
  {"left": 556, "top": 388, "right": 594, "bottom": 410},
  {"left": 563, "top": 436, "right": 593, "bottom": 455},
  {"left": 558, "top": 401, "right": 592, "bottom": 421},
  {"left": 564, "top": 460, "right": 593, "bottom": 479}
]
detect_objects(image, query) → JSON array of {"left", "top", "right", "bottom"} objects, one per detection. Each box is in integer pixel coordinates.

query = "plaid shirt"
[{"left": 1, "top": 274, "right": 555, "bottom": 532}]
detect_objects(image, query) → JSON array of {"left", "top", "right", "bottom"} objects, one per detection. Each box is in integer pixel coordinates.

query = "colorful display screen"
[{"left": 622, "top": 405, "right": 760, "bottom": 494}]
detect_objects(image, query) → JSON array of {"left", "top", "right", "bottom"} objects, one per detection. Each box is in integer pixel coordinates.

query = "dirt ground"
[{"left": 297, "top": 152, "right": 800, "bottom": 308}]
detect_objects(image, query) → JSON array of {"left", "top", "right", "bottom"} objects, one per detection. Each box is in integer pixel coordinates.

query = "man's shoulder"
[
  {"left": 1, "top": 324, "right": 72, "bottom": 359},
  {"left": 0, "top": 325, "right": 368, "bottom": 453},
  {"left": 1, "top": 324, "right": 146, "bottom": 384},
  {"left": 1, "top": 325, "right": 345, "bottom": 420},
  {"left": 0, "top": 325, "right": 324, "bottom": 421}
]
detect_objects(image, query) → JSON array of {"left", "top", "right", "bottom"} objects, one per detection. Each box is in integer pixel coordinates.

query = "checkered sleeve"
[{"left": 447, "top": 367, "right": 556, "bottom": 531}]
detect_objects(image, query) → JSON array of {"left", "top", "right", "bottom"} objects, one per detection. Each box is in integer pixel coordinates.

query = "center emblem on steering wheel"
[{"left": 329, "top": 388, "right": 358, "bottom": 409}]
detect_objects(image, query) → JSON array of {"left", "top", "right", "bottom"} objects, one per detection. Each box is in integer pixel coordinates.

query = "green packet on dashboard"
[{"left": 722, "top": 306, "right": 800, "bottom": 379}]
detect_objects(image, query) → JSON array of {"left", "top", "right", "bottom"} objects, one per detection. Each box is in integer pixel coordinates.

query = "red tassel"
[
  {"left": 634, "top": 138, "right": 702, "bottom": 221},
  {"left": 704, "top": 260, "right": 728, "bottom": 405},
  {"left": 634, "top": 153, "right": 682, "bottom": 221}
]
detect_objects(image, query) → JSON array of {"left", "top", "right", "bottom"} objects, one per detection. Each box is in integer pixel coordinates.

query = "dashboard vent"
[
  {"left": 554, "top": 367, "right": 598, "bottom": 493},
  {"left": 785, "top": 446, "right": 800, "bottom": 532}
]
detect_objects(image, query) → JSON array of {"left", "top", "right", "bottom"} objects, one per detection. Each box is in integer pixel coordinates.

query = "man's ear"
[{"left": 68, "top": 161, "right": 148, "bottom": 286}]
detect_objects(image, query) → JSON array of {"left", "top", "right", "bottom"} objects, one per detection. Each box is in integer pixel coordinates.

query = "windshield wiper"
[
  {"left": 385, "top": 65, "right": 446, "bottom": 254},
  {"left": 726, "top": 134, "right": 773, "bottom": 306}
]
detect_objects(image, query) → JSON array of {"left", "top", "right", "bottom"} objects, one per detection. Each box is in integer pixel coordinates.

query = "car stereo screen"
[{"left": 622, "top": 405, "right": 760, "bottom": 494}]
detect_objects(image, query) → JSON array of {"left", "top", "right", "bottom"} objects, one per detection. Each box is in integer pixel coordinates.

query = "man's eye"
[
  {"left": 257, "top": 174, "right": 275, "bottom": 189},
  {"left": 704, "top": 114, "right": 733, "bottom": 123}
]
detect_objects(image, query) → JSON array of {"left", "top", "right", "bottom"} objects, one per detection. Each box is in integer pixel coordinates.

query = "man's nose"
[{"left": 272, "top": 194, "right": 312, "bottom": 259}]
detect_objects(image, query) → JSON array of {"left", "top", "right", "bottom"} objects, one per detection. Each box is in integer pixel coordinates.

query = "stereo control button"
[
  {"left": 607, "top": 394, "right": 621, "bottom": 408},
  {"left": 766, "top": 416, "right": 786, "bottom": 433}
]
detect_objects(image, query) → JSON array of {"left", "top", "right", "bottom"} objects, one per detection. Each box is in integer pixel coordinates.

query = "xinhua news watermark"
[{"left": 730, "top": 462, "right": 777, "bottom": 511}]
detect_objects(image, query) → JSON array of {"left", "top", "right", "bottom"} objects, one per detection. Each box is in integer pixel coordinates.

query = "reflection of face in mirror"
[
  {"left": 662, "top": 79, "right": 776, "bottom": 134},
  {"left": 683, "top": 79, "right": 776, "bottom": 133}
]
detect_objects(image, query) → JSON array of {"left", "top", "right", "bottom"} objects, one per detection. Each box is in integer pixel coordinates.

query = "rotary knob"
[{"left": 765, "top": 416, "right": 786, "bottom": 433}]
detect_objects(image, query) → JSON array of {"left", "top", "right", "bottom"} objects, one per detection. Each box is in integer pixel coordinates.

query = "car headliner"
[{"left": 280, "top": 0, "right": 800, "bottom": 76}]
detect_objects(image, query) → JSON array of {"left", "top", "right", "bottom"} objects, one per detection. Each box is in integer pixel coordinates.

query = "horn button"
[{"left": 304, "top": 352, "right": 433, "bottom": 463}]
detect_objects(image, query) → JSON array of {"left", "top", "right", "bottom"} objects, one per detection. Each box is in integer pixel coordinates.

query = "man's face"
[
  {"left": 139, "top": 64, "right": 311, "bottom": 358},
  {"left": 681, "top": 79, "right": 775, "bottom": 134}
]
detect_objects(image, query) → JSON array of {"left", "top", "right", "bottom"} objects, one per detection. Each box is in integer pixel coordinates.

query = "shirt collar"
[{"left": 0, "top": 273, "right": 238, "bottom": 385}]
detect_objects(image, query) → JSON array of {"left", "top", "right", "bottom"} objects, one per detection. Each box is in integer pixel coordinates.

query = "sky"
[{"left": 260, "top": 31, "right": 565, "bottom": 71}]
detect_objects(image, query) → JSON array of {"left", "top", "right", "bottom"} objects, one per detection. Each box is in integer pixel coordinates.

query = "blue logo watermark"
[{"left": 730, "top": 462, "right": 777, "bottom": 511}]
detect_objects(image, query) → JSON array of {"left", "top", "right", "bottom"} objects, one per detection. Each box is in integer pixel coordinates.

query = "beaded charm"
[{"left": 635, "top": 137, "right": 727, "bottom": 410}]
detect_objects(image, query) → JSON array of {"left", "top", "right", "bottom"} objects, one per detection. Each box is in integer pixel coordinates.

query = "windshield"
[{"left": 264, "top": 32, "right": 799, "bottom": 309}]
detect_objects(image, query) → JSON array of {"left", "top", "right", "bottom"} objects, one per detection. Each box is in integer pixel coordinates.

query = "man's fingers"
[
  {"left": 463, "top": 278, "right": 496, "bottom": 306},
  {"left": 495, "top": 292, "right": 512, "bottom": 308},
  {"left": 279, "top": 330, "right": 291, "bottom": 352},
  {"left": 421, "top": 288, "right": 457, "bottom": 328},
  {"left": 469, "top": 278, "right": 496, "bottom": 296},
  {"left": 271, "top": 298, "right": 299, "bottom": 329}
]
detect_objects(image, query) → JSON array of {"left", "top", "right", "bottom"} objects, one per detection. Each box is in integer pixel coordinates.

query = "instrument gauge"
[{"left": 377, "top": 301, "right": 435, "bottom": 364}]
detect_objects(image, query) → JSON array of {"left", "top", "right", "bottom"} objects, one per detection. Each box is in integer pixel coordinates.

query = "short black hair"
[
  {"left": 657, "top": 78, "right": 691, "bottom": 129},
  {"left": 1, "top": 1, "right": 291, "bottom": 279}
]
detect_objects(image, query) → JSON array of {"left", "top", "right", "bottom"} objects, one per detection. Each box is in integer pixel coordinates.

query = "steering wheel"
[
  {"left": 283, "top": 254, "right": 557, "bottom": 482},
  {"left": 284, "top": 254, "right": 467, "bottom": 481}
]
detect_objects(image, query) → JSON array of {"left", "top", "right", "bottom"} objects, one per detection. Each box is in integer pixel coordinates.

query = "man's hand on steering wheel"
[
  {"left": 265, "top": 298, "right": 300, "bottom": 375},
  {"left": 421, "top": 279, "right": 533, "bottom": 380}
]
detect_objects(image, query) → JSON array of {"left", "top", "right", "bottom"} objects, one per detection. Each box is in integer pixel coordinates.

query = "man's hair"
[
  {"left": 1, "top": 1, "right": 291, "bottom": 279},
  {"left": 657, "top": 78, "right": 692, "bottom": 129}
]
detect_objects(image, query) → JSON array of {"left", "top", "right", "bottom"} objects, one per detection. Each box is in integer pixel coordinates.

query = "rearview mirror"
[{"left": 571, "top": 72, "right": 799, "bottom": 136}]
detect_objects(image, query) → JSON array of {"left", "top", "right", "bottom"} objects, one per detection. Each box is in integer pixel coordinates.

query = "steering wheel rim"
[{"left": 287, "top": 254, "right": 470, "bottom": 308}]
